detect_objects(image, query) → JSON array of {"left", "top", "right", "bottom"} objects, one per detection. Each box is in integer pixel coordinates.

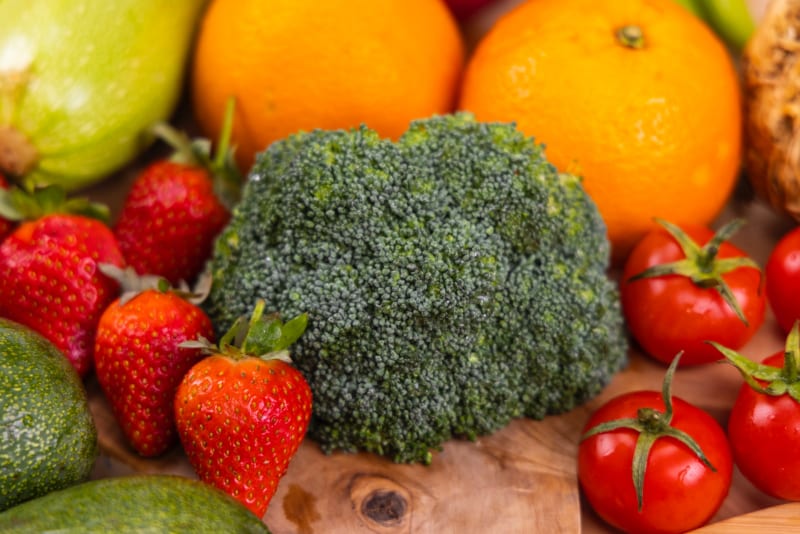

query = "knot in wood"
[{"left": 361, "top": 489, "right": 408, "bottom": 525}]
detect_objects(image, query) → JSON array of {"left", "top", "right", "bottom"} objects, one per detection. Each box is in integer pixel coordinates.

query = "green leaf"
[
  {"left": 275, "top": 313, "right": 309, "bottom": 351},
  {"left": 244, "top": 315, "right": 283, "bottom": 353}
]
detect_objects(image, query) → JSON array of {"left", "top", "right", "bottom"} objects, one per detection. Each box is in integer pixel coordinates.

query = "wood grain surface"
[{"left": 692, "top": 503, "right": 800, "bottom": 533}]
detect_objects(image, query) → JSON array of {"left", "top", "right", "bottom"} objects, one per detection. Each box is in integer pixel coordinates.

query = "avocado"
[
  {"left": 0, "top": 318, "right": 98, "bottom": 511},
  {"left": 0, "top": 475, "right": 272, "bottom": 533}
]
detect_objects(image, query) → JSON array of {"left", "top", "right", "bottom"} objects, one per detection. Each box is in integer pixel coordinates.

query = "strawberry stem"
[
  {"left": 214, "top": 97, "right": 236, "bottom": 171},
  {"left": 206, "top": 299, "right": 308, "bottom": 361},
  {"left": 150, "top": 97, "right": 244, "bottom": 210},
  {"left": 152, "top": 122, "right": 198, "bottom": 167}
]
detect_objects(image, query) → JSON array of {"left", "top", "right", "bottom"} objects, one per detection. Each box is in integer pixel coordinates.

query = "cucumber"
[
  {"left": 0, "top": 318, "right": 97, "bottom": 512},
  {"left": 0, "top": 475, "right": 271, "bottom": 533}
]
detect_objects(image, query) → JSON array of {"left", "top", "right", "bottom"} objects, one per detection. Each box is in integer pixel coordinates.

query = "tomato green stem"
[
  {"left": 710, "top": 322, "right": 800, "bottom": 402},
  {"left": 628, "top": 218, "right": 761, "bottom": 326}
]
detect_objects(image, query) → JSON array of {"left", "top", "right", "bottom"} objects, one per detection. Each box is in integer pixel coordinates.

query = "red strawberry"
[
  {"left": 0, "top": 186, "right": 124, "bottom": 376},
  {"left": 175, "top": 300, "right": 312, "bottom": 517},
  {"left": 94, "top": 266, "right": 215, "bottom": 457},
  {"left": 114, "top": 98, "right": 243, "bottom": 286}
]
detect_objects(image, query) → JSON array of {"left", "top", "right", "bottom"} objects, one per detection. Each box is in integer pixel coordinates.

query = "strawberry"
[
  {"left": 175, "top": 300, "right": 312, "bottom": 518},
  {"left": 0, "top": 185, "right": 124, "bottom": 376},
  {"left": 94, "top": 266, "right": 215, "bottom": 457},
  {"left": 114, "top": 98, "right": 243, "bottom": 286}
]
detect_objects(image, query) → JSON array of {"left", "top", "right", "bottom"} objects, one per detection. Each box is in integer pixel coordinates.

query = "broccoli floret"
[{"left": 205, "top": 113, "right": 628, "bottom": 464}]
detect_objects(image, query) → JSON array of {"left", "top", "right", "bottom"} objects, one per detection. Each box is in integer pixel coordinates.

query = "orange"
[
  {"left": 191, "top": 0, "right": 465, "bottom": 172},
  {"left": 459, "top": 0, "right": 742, "bottom": 263}
]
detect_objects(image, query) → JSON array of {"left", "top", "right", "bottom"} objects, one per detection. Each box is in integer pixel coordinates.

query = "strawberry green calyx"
[
  {"left": 580, "top": 353, "right": 717, "bottom": 511},
  {"left": 98, "top": 264, "right": 211, "bottom": 306},
  {"left": 628, "top": 218, "right": 761, "bottom": 325},
  {"left": 0, "top": 183, "right": 109, "bottom": 224},
  {"left": 150, "top": 96, "right": 243, "bottom": 210},
  {"left": 182, "top": 299, "right": 308, "bottom": 362},
  {"left": 710, "top": 322, "right": 800, "bottom": 402}
]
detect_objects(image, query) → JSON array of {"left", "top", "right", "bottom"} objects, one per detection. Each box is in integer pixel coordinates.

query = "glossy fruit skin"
[
  {"left": 114, "top": 160, "right": 231, "bottom": 286},
  {"left": 728, "top": 351, "right": 800, "bottom": 500},
  {"left": 458, "top": 0, "right": 742, "bottom": 263},
  {"left": 94, "top": 290, "right": 215, "bottom": 457},
  {"left": 0, "top": 0, "right": 207, "bottom": 191},
  {"left": 578, "top": 391, "right": 733, "bottom": 534},
  {"left": 0, "top": 317, "right": 97, "bottom": 512},
  {"left": 191, "top": 0, "right": 464, "bottom": 171},
  {"left": 0, "top": 214, "right": 124, "bottom": 376},
  {"left": 766, "top": 226, "right": 800, "bottom": 334},
  {"left": 175, "top": 355, "right": 312, "bottom": 517},
  {"left": 621, "top": 224, "right": 765, "bottom": 366}
]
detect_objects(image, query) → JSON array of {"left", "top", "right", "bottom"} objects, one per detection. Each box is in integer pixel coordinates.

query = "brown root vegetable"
[{"left": 743, "top": 0, "right": 800, "bottom": 219}]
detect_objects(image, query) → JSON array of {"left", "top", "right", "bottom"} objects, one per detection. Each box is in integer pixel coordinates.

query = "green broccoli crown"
[{"left": 205, "top": 112, "right": 627, "bottom": 464}]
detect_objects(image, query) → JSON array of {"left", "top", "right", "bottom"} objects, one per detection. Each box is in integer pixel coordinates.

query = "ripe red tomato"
[
  {"left": 621, "top": 219, "right": 765, "bottom": 366},
  {"left": 766, "top": 226, "right": 800, "bottom": 334},
  {"left": 721, "top": 327, "right": 800, "bottom": 500},
  {"left": 578, "top": 357, "right": 733, "bottom": 533}
]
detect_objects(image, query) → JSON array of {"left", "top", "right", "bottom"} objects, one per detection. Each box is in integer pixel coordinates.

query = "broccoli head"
[{"left": 205, "top": 112, "right": 628, "bottom": 464}]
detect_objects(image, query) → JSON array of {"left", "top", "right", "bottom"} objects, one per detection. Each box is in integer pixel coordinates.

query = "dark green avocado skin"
[
  {"left": 0, "top": 475, "right": 272, "bottom": 533},
  {"left": 0, "top": 318, "right": 98, "bottom": 512}
]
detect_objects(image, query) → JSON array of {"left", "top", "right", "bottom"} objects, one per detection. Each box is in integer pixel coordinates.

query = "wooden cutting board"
[
  {"left": 86, "top": 169, "right": 792, "bottom": 532},
  {"left": 690, "top": 503, "right": 800, "bottom": 533}
]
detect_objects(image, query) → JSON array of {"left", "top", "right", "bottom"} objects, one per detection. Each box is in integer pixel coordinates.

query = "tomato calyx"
[
  {"left": 628, "top": 218, "right": 761, "bottom": 326},
  {"left": 710, "top": 322, "right": 800, "bottom": 402},
  {"left": 581, "top": 353, "right": 717, "bottom": 511}
]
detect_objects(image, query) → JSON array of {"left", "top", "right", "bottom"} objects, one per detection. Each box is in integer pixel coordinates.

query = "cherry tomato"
[
  {"left": 714, "top": 324, "right": 800, "bottom": 500},
  {"left": 578, "top": 356, "right": 733, "bottom": 533},
  {"left": 766, "top": 226, "right": 800, "bottom": 334},
  {"left": 621, "top": 218, "right": 765, "bottom": 366}
]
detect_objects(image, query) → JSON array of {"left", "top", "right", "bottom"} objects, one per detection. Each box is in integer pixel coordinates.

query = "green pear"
[{"left": 0, "top": 0, "right": 207, "bottom": 191}]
